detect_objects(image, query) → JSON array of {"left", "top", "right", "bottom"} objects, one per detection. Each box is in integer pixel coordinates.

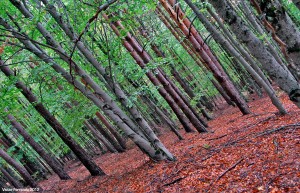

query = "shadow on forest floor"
[{"left": 38, "top": 94, "right": 300, "bottom": 193}]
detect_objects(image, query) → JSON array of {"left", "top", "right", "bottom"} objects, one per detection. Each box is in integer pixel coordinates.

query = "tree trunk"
[
  {"left": 255, "top": 0, "right": 300, "bottom": 71},
  {"left": 10, "top": 0, "right": 174, "bottom": 161},
  {"left": 107, "top": 15, "right": 206, "bottom": 133},
  {"left": 156, "top": 7, "right": 235, "bottom": 107},
  {"left": 138, "top": 25, "right": 212, "bottom": 120},
  {"left": 89, "top": 118, "right": 124, "bottom": 152},
  {"left": 95, "top": 112, "right": 126, "bottom": 150},
  {"left": 170, "top": 65, "right": 212, "bottom": 120},
  {"left": 84, "top": 121, "right": 115, "bottom": 153}
]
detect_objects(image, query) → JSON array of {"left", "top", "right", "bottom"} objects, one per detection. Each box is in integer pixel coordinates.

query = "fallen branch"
[
  {"left": 163, "top": 177, "right": 184, "bottom": 186},
  {"left": 208, "top": 158, "right": 244, "bottom": 188},
  {"left": 255, "top": 123, "right": 300, "bottom": 138}
]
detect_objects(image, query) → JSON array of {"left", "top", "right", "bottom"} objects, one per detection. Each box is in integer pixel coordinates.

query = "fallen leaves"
[{"left": 37, "top": 94, "right": 300, "bottom": 192}]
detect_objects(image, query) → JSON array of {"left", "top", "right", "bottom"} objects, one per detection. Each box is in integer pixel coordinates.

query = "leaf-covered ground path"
[{"left": 38, "top": 94, "right": 300, "bottom": 192}]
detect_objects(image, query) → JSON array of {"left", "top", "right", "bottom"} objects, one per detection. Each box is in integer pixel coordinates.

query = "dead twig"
[{"left": 208, "top": 158, "right": 244, "bottom": 188}]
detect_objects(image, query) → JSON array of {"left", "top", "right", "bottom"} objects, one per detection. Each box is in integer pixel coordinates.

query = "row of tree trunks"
[
  {"left": 155, "top": 7, "right": 235, "bottom": 107},
  {"left": 137, "top": 25, "right": 212, "bottom": 120},
  {"left": 35, "top": 0, "right": 170, "bottom": 153},
  {"left": 158, "top": 0, "right": 251, "bottom": 115},
  {"left": 95, "top": 112, "right": 126, "bottom": 150},
  {"left": 88, "top": 32, "right": 180, "bottom": 137},
  {"left": 0, "top": 126, "right": 50, "bottom": 180},
  {"left": 20, "top": 0, "right": 174, "bottom": 161},
  {"left": 126, "top": 77, "right": 184, "bottom": 139},
  {"left": 0, "top": 14, "right": 173, "bottom": 161},
  {"left": 0, "top": 167, "right": 23, "bottom": 188},
  {"left": 6, "top": 113, "right": 71, "bottom": 179},
  {"left": 28, "top": 57, "right": 126, "bottom": 154},
  {"left": 84, "top": 121, "right": 116, "bottom": 153},
  {"left": 0, "top": 60, "right": 106, "bottom": 176},
  {"left": 105, "top": 14, "right": 207, "bottom": 133},
  {"left": 183, "top": 0, "right": 287, "bottom": 114},
  {"left": 104, "top": 15, "right": 193, "bottom": 133},
  {"left": 0, "top": 148, "right": 39, "bottom": 188},
  {"left": 88, "top": 118, "right": 124, "bottom": 152},
  {"left": 143, "top": 96, "right": 184, "bottom": 140}
]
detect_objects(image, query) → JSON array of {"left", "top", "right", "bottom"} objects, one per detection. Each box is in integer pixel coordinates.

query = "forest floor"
[{"left": 38, "top": 94, "right": 300, "bottom": 193}]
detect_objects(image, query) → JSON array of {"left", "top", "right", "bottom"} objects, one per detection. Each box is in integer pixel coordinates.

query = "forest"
[{"left": 0, "top": 0, "right": 299, "bottom": 192}]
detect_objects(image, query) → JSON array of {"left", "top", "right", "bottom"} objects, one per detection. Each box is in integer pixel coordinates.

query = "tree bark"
[
  {"left": 12, "top": 0, "right": 174, "bottom": 161},
  {"left": 138, "top": 25, "right": 212, "bottom": 120},
  {"left": 254, "top": 0, "right": 300, "bottom": 71},
  {"left": 89, "top": 118, "right": 124, "bottom": 152},
  {"left": 84, "top": 121, "right": 115, "bottom": 153},
  {"left": 95, "top": 112, "right": 126, "bottom": 150},
  {"left": 107, "top": 16, "right": 207, "bottom": 133},
  {"left": 155, "top": 6, "right": 235, "bottom": 107}
]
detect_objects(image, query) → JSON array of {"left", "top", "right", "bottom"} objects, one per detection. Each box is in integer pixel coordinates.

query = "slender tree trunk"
[
  {"left": 138, "top": 25, "right": 212, "bottom": 120},
  {"left": 156, "top": 7, "right": 235, "bottom": 107},
  {"left": 36, "top": 0, "right": 171, "bottom": 147},
  {"left": 89, "top": 118, "right": 124, "bottom": 152},
  {"left": 107, "top": 16, "right": 206, "bottom": 133},
  {"left": 145, "top": 97, "right": 184, "bottom": 140},
  {"left": 11, "top": 0, "right": 174, "bottom": 160},
  {"left": 95, "top": 112, "right": 126, "bottom": 149},
  {"left": 170, "top": 65, "right": 212, "bottom": 120},
  {"left": 84, "top": 121, "right": 115, "bottom": 153}
]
